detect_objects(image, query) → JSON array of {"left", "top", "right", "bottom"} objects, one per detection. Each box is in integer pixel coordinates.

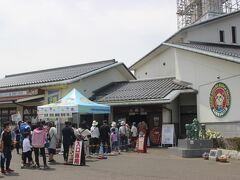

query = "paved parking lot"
[{"left": 2, "top": 148, "right": 240, "bottom": 180}]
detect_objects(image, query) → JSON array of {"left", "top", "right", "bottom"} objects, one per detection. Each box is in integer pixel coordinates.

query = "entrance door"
[
  {"left": 180, "top": 106, "right": 197, "bottom": 139},
  {"left": 128, "top": 114, "right": 147, "bottom": 126}
]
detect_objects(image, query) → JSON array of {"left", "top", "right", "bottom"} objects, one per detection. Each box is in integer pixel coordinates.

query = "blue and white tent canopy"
[{"left": 38, "top": 88, "right": 110, "bottom": 118}]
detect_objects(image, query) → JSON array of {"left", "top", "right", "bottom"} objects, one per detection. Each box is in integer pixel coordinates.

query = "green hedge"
[{"left": 213, "top": 137, "right": 240, "bottom": 151}]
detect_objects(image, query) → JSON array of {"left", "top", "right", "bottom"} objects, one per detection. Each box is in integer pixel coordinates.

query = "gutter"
[
  {"left": 0, "top": 63, "right": 130, "bottom": 91},
  {"left": 163, "top": 43, "right": 240, "bottom": 65},
  {"left": 98, "top": 100, "right": 171, "bottom": 106}
]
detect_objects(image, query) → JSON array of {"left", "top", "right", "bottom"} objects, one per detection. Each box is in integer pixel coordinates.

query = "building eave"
[
  {"left": 0, "top": 63, "right": 133, "bottom": 91},
  {"left": 97, "top": 89, "right": 197, "bottom": 106},
  {"left": 163, "top": 42, "right": 240, "bottom": 65}
]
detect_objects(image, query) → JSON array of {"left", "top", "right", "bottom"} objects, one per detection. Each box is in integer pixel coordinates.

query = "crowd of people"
[
  {"left": 0, "top": 119, "right": 148, "bottom": 175},
  {"left": 0, "top": 120, "right": 58, "bottom": 174}
]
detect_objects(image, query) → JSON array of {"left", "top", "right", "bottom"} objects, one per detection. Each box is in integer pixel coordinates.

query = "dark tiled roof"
[
  {"left": 93, "top": 77, "right": 190, "bottom": 103},
  {"left": 0, "top": 60, "right": 116, "bottom": 89},
  {"left": 168, "top": 42, "right": 240, "bottom": 59}
]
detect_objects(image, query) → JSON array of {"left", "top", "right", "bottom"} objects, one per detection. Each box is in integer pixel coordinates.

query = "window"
[
  {"left": 0, "top": 108, "right": 17, "bottom": 129},
  {"left": 23, "top": 106, "right": 37, "bottom": 122},
  {"left": 232, "top": 26, "right": 237, "bottom": 43},
  {"left": 219, "top": 30, "right": 225, "bottom": 42}
]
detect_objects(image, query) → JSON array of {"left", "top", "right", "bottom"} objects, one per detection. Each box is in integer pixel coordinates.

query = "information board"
[{"left": 161, "top": 124, "right": 175, "bottom": 145}]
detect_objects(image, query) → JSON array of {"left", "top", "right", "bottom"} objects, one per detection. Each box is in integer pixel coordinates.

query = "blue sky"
[{"left": 0, "top": 0, "right": 177, "bottom": 78}]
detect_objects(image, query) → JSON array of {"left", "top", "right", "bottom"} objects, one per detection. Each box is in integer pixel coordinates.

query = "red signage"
[{"left": 73, "top": 141, "right": 82, "bottom": 165}]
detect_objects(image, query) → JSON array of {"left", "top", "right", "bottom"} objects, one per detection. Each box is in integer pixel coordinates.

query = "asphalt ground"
[{"left": 1, "top": 148, "right": 240, "bottom": 180}]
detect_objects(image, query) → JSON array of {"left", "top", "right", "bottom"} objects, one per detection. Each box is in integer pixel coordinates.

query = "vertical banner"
[
  {"left": 161, "top": 124, "right": 175, "bottom": 146},
  {"left": 137, "top": 135, "right": 146, "bottom": 153},
  {"left": 73, "top": 141, "right": 82, "bottom": 166},
  {"left": 48, "top": 90, "right": 59, "bottom": 104}
]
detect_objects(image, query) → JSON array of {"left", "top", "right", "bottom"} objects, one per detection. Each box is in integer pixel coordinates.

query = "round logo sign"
[{"left": 209, "top": 82, "right": 231, "bottom": 117}]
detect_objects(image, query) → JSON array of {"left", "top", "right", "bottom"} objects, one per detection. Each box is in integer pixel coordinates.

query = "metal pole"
[{"left": 77, "top": 113, "right": 80, "bottom": 128}]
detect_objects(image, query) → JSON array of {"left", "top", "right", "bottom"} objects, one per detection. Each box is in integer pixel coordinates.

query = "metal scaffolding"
[{"left": 177, "top": 0, "right": 240, "bottom": 29}]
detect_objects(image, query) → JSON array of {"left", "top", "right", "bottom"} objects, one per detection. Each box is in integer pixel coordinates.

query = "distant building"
[
  {"left": 93, "top": 10, "right": 240, "bottom": 140},
  {"left": 128, "top": 10, "right": 240, "bottom": 138},
  {"left": 177, "top": 0, "right": 240, "bottom": 29},
  {"left": 0, "top": 60, "right": 135, "bottom": 128}
]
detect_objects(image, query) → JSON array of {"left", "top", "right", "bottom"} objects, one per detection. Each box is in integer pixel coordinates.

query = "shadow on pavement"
[{"left": 4, "top": 172, "right": 20, "bottom": 176}]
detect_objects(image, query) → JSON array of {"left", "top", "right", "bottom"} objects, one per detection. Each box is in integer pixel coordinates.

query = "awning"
[
  {"left": 0, "top": 96, "right": 26, "bottom": 104},
  {"left": 0, "top": 95, "right": 45, "bottom": 104},
  {"left": 16, "top": 95, "right": 45, "bottom": 103},
  {"left": 97, "top": 89, "right": 197, "bottom": 106},
  {"left": 38, "top": 88, "right": 110, "bottom": 118}
]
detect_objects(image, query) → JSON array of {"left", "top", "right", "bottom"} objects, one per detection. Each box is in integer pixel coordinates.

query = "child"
[
  {"left": 110, "top": 128, "right": 118, "bottom": 152},
  {"left": 21, "top": 132, "right": 34, "bottom": 168}
]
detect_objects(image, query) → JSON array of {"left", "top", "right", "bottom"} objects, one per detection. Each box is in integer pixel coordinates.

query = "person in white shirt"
[
  {"left": 48, "top": 122, "right": 58, "bottom": 163},
  {"left": 90, "top": 120, "right": 100, "bottom": 154},
  {"left": 131, "top": 122, "right": 138, "bottom": 149},
  {"left": 119, "top": 121, "right": 128, "bottom": 151},
  {"left": 76, "top": 121, "right": 91, "bottom": 166},
  {"left": 22, "top": 132, "right": 33, "bottom": 168}
]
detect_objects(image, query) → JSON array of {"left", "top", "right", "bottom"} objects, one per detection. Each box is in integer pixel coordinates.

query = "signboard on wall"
[
  {"left": 161, "top": 124, "right": 175, "bottom": 145},
  {"left": 48, "top": 90, "right": 59, "bottom": 104},
  {"left": 0, "top": 89, "right": 39, "bottom": 98},
  {"left": 209, "top": 82, "right": 231, "bottom": 118}
]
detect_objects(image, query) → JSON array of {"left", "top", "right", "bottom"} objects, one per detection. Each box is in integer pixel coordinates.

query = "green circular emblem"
[{"left": 209, "top": 82, "right": 231, "bottom": 117}]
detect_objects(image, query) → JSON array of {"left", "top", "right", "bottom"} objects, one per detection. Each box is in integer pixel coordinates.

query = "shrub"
[
  {"left": 224, "top": 137, "right": 240, "bottom": 151},
  {"left": 199, "top": 128, "right": 240, "bottom": 151},
  {"left": 205, "top": 129, "right": 222, "bottom": 139}
]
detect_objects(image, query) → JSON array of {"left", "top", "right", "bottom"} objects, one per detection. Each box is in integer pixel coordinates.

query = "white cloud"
[{"left": 0, "top": 0, "right": 177, "bottom": 78}]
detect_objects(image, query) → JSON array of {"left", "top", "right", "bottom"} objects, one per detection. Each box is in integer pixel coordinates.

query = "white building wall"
[
  {"left": 198, "top": 76, "right": 240, "bottom": 137},
  {"left": 183, "top": 14, "right": 240, "bottom": 45},
  {"left": 175, "top": 49, "right": 240, "bottom": 90},
  {"left": 61, "top": 67, "right": 131, "bottom": 98},
  {"left": 135, "top": 48, "right": 176, "bottom": 79},
  {"left": 199, "top": 76, "right": 240, "bottom": 123},
  {"left": 179, "top": 93, "right": 196, "bottom": 106},
  {"left": 163, "top": 98, "right": 179, "bottom": 124},
  {"left": 175, "top": 48, "right": 240, "bottom": 136}
]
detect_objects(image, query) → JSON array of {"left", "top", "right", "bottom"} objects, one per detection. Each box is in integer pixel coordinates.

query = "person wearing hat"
[
  {"left": 90, "top": 120, "right": 100, "bottom": 154},
  {"left": 119, "top": 121, "right": 128, "bottom": 151},
  {"left": 110, "top": 122, "right": 119, "bottom": 152},
  {"left": 131, "top": 122, "right": 138, "bottom": 150}
]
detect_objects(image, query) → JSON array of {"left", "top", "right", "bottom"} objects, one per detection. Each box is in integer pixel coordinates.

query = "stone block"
[
  {"left": 168, "top": 139, "right": 213, "bottom": 158},
  {"left": 178, "top": 139, "right": 213, "bottom": 149}
]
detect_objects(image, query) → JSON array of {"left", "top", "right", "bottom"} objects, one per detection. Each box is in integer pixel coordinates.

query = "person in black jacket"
[
  {"left": 62, "top": 121, "right": 75, "bottom": 164},
  {"left": 99, "top": 120, "right": 110, "bottom": 154},
  {"left": 1, "top": 122, "right": 14, "bottom": 174}
]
